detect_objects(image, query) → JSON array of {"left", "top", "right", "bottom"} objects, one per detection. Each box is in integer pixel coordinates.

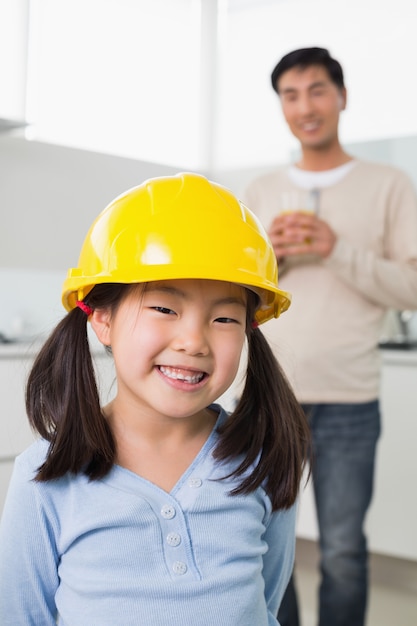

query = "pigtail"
[
  {"left": 26, "top": 306, "right": 115, "bottom": 481},
  {"left": 214, "top": 326, "right": 310, "bottom": 511}
]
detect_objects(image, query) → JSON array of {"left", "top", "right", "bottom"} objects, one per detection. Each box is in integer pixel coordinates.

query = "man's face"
[{"left": 276, "top": 64, "right": 347, "bottom": 152}]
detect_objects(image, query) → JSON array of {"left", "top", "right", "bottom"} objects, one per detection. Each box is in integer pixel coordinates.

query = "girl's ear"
[{"left": 90, "top": 309, "right": 112, "bottom": 347}]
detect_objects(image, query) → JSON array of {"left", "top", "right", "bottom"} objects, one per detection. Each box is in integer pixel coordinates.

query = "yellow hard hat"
[{"left": 62, "top": 173, "right": 291, "bottom": 324}]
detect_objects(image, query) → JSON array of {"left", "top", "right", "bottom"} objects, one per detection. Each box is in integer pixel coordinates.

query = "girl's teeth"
[{"left": 159, "top": 366, "right": 204, "bottom": 383}]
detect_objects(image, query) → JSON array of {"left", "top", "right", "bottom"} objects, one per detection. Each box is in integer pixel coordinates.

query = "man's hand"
[{"left": 268, "top": 211, "right": 337, "bottom": 260}]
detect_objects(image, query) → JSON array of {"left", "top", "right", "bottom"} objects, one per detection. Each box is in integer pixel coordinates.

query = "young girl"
[{"left": 0, "top": 173, "right": 309, "bottom": 625}]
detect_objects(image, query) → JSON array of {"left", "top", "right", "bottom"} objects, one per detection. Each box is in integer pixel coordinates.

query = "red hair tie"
[
  {"left": 251, "top": 321, "right": 259, "bottom": 329},
  {"left": 76, "top": 300, "right": 93, "bottom": 316}
]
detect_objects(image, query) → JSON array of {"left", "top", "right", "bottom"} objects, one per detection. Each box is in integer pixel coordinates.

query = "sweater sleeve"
[
  {"left": 323, "top": 171, "right": 417, "bottom": 310},
  {"left": 0, "top": 450, "right": 59, "bottom": 625},
  {"left": 262, "top": 502, "right": 297, "bottom": 621}
]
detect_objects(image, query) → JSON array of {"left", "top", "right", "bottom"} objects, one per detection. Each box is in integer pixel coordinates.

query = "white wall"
[
  {"left": 0, "top": 135, "right": 197, "bottom": 339},
  {"left": 215, "top": 0, "right": 417, "bottom": 170},
  {"left": 214, "top": 134, "right": 417, "bottom": 198},
  {"left": 0, "top": 135, "right": 187, "bottom": 271}
]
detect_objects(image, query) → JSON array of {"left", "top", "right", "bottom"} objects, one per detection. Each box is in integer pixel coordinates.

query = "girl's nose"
[{"left": 172, "top": 321, "right": 209, "bottom": 357}]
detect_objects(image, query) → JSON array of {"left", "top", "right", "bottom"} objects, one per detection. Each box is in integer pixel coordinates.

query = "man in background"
[{"left": 243, "top": 47, "right": 417, "bottom": 626}]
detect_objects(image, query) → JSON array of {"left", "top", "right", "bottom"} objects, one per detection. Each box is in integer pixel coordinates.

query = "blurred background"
[
  {"left": 1, "top": 2, "right": 416, "bottom": 624},
  {"left": 1, "top": 0, "right": 417, "bottom": 337}
]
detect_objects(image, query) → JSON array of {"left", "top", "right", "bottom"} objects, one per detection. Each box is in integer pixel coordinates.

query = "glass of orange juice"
[
  {"left": 278, "top": 189, "right": 319, "bottom": 216},
  {"left": 278, "top": 189, "right": 319, "bottom": 244}
]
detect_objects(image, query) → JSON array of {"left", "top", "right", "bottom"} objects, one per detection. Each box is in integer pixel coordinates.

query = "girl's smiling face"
[{"left": 91, "top": 279, "right": 248, "bottom": 422}]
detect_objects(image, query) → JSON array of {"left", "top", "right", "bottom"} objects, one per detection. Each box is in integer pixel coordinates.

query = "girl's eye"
[
  {"left": 153, "top": 306, "right": 175, "bottom": 315},
  {"left": 215, "top": 317, "right": 238, "bottom": 324}
]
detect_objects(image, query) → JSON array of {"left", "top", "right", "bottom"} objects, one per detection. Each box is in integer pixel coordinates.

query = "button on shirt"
[{"left": 161, "top": 504, "right": 176, "bottom": 519}]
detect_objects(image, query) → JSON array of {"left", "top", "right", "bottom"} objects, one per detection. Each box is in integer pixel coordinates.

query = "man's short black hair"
[{"left": 271, "top": 47, "right": 345, "bottom": 93}]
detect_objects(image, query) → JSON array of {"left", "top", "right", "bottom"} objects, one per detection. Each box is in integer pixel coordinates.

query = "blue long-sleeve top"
[{"left": 0, "top": 406, "right": 296, "bottom": 625}]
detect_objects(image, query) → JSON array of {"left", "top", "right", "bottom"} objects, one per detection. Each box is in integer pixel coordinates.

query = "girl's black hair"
[{"left": 26, "top": 283, "right": 310, "bottom": 511}]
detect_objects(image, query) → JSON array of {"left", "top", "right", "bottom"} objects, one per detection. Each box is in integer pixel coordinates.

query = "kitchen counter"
[
  {"left": 380, "top": 347, "right": 417, "bottom": 365},
  {"left": 0, "top": 333, "right": 107, "bottom": 359},
  {"left": 0, "top": 341, "right": 43, "bottom": 359}
]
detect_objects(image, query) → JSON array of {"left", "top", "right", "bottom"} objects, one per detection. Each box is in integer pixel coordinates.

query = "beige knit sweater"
[{"left": 243, "top": 160, "right": 417, "bottom": 403}]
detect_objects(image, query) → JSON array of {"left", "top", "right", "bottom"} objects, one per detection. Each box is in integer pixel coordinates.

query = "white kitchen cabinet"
[
  {"left": 296, "top": 350, "right": 417, "bottom": 561},
  {"left": 366, "top": 351, "right": 417, "bottom": 560},
  {"left": 0, "top": 354, "right": 35, "bottom": 459},
  {"left": 0, "top": 462, "right": 14, "bottom": 515},
  {"left": 0, "top": 343, "right": 116, "bottom": 513}
]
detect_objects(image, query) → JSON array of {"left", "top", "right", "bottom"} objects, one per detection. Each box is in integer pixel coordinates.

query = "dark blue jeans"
[{"left": 278, "top": 400, "right": 381, "bottom": 626}]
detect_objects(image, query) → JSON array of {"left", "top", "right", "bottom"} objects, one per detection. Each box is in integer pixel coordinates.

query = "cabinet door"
[
  {"left": 0, "top": 358, "right": 35, "bottom": 458},
  {"left": 366, "top": 360, "right": 417, "bottom": 560},
  {"left": 0, "top": 461, "right": 15, "bottom": 514}
]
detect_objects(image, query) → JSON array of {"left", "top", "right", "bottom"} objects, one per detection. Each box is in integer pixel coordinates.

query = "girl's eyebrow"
[
  {"left": 145, "top": 285, "right": 186, "bottom": 298},
  {"left": 146, "top": 285, "right": 247, "bottom": 308},
  {"left": 214, "top": 296, "right": 247, "bottom": 308}
]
